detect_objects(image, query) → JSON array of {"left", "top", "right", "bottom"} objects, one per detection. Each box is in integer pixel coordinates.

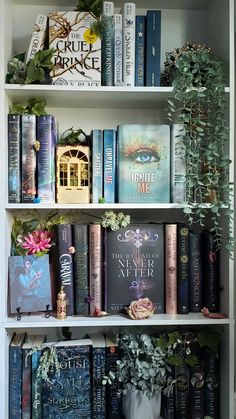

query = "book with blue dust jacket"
[
  {"left": 145, "top": 10, "right": 161, "bottom": 86},
  {"left": 117, "top": 124, "right": 170, "bottom": 203},
  {"left": 9, "top": 333, "right": 26, "bottom": 419},
  {"left": 103, "top": 129, "right": 117, "bottom": 203},
  {"left": 8, "top": 114, "right": 21, "bottom": 203},
  {"left": 91, "top": 129, "right": 103, "bottom": 203},
  {"left": 135, "top": 15, "right": 146, "bottom": 86}
]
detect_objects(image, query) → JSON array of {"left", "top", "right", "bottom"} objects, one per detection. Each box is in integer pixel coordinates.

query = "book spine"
[
  {"left": 175, "top": 345, "right": 189, "bottom": 419},
  {"left": 145, "top": 10, "right": 161, "bottom": 86},
  {"left": 91, "top": 129, "right": 103, "bottom": 203},
  {"left": 103, "top": 129, "right": 116, "bottom": 203},
  {"left": 165, "top": 224, "right": 177, "bottom": 314},
  {"left": 37, "top": 115, "right": 56, "bottom": 203},
  {"left": 32, "top": 349, "right": 42, "bottom": 419},
  {"left": 204, "top": 352, "right": 220, "bottom": 418},
  {"left": 170, "top": 124, "right": 186, "bottom": 203},
  {"left": 8, "top": 114, "right": 21, "bottom": 203},
  {"left": 93, "top": 346, "right": 106, "bottom": 419},
  {"left": 202, "top": 231, "right": 220, "bottom": 312},
  {"left": 189, "top": 232, "right": 202, "bottom": 312},
  {"left": 57, "top": 224, "right": 75, "bottom": 316},
  {"left": 102, "top": 1, "right": 114, "bottom": 86},
  {"left": 177, "top": 224, "right": 189, "bottom": 314},
  {"left": 135, "top": 16, "right": 146, "bottom": 86},
  {"left": 189, "top": 343, "right": 205, "bottom": 419},
  {"left": 162, "top": 366, "right": 175, "bottom": 419},
  {"left": 25, "top": 14, "right": 47, "bottom": 63},
  {"left": 9, "top": 346, "right": 23, "bottom": 418},
  {"left": 73, "top": 224, "right": 89, "bottom": 315},
  {"left": 123, "top": 3, "right": 136, "bottom": 86},
  {"left": 106, "top": 345, "right": 122, "bottom": 418},
  {"left": 114, "top": 14, "right": 123, "bottom": 86},
  {"left": 89, "top": 224, "right": 102, "bottom": 316},
  {"left": 21, "top": 114, "right": 36, "bottom": 203},
  {"left": 22, "top": 347, "right": 32, "bottom": 419}
]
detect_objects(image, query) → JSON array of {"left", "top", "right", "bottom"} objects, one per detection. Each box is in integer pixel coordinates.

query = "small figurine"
[{"left": 57, "top": 285, "right": 67, "bottom": 320}]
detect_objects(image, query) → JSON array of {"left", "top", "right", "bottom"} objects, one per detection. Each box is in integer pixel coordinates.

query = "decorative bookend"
[{"left": 56, "top": 145, "right": 90, "bottom": 203}]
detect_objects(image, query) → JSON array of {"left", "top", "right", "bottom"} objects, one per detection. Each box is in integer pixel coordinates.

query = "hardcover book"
[
  {"left": 204, "top": 351, "right": 220, "bottom": 418},
  {"left": 49, "top": 11, "right": 101, "bottom": 86},
  {"left": 117, "top": 124, "right": 170, "bottom": 203},
  {"left": 135, "top": 15, "right": 146, "bottom": 86},
  {"left": 89, "top": 334, "right": 106, "bottom": 419},
  {"left": 123, "top": 3, "right": 136, "bottom": 86},
  {"left": 21, "top": 114, "right": 36, "bottom": 203},
  {"left": 103, "top": 129, "right": 117, "bottom": 203},
  {"left": 42, "top": 339, "right": 92, "bottom": 418},
  {"left": 25, "top": 15, "right": 47, "bottom": 63},
  {"left": 91, "top": 129, "right": 103, "bottom": 203},
  {"left": 189, "top": 341, "right": 205, "bottom": 419},
  {"left": 32, "top": 335, "right": 47, "bottom": 419},
  {"left": 202, "top": 231, "right": 220, "bottom": 312},
  {"left": 170, "top": 124, "right": 186, "bottom": 203},
  {"left": 114, "top": 14, "right": 123, "bottom": 85},
  {"left": 189, "top": 232, "right": 202, "bottom": 312},
  {"left": 165, "top": 224, "right": 177, "bottom": 315},
  {"left": 73, "top": 223, "right": 89, "bottom": 315},
  {"left": 145, "top": 10, "right": 161, "bottom": 86},
  {"left": 22, "top": 335, "right": 38, "bottom": 419},
  {"left": 102, "top": 1, "right": 114, "bottom": 86},
  {"left": 177, "top": 224, "right": 189, "bottom": 314},
  {"left": 105, "top": 336, "right": 122, "bottom": 418},
  {"left": 9, "top": 333, "right": 26, "bottom": 419},
  {"left": 105, "top": 224, "right": 164, "bottom": 313},
  {"left": 8, "top": 255, "right": 52, "bottom": 314},
  {"left": 56, "top": 224, "right": 74, "bottom": 316},
  {"left": 175, "top": 343, "right": 189, "bottom": 419},
  {"left": 37, "top": 114, "right": 57, "bottom": 203},
  {"left": 8, "top": 114, "right": 21, "bottom": 203},
  {"left": 89, "top": 224, "right": 102, "bottom": 316}
]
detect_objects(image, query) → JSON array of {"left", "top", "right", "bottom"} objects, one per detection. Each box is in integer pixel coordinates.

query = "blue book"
[
  {"left": 37, "top": 115, "right": 57, "bottom": 203},
  {"left": 135, "top": 16, "right": 146, "bottom": 86},
  {"left": 91, "top": 129, "right": 103, "bottom": 203},
  {"left": 103, "top": 129, "right": 116, "bottom": 203},
  {"left": 102, "top": 2, "right": 114, "bottom": 86},
  {"left": 89, "top": 334, "right": 106, "bottom": 419},
  {"left": 9, "top": 333, "right": 26, "bottom": 419},
  {"left": 145, "top": 10, "right": 161, "bottom": 86},
  {"left": 8, "top": 114, "right": 21, "bottom": 203},
  {"left": 42, "top": 339, "right": 92, "bottom": 418}
]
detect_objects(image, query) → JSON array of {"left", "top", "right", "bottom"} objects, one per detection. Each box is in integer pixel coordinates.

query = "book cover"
[
  {"left": 21, "top": 114, "right": 37, "bottom": 203},
  {"left": 204, "top": 351, "right": 220, "bottom": 418},
  {"left": 175, "top": 344, "right": 189, "bottom": 419},
  {"left": 8, "top": 114, "right": 21, "bottom": 203},
  {"left": 91, "top": 129, "right": 103, "bottom": 203},
  {"left": 89, "top": 334, "right": 106, "bottom": 419},
  {"left": 189, "top": 341, "right": 205, "bottom": 419},
  {"left": 89, "top": 224, "right": 102, "bottom": 316},
  {"left": 42, "top": 339, "right": 92, "bottom": 418},
  {"left": 135, "top": 15, "right": 146, "bottom": 86},
  {"left": 101, "top": 1, "right": 114, "bottom": 86},
  {"left": 31, "top": 335, "right": 47, "bottom": 419},
  {"left": 145, "top": 10, "right": 161, "bottom": 86},
  {"left": 8, "top": 255, "right": 52, "bottom": 314},
  {"left": 22, "top": 335, "right": 38, "bottom": 419},
  {"left": 56, "top": 224, "right": 74, "bottom": 316},
  {"left": 105, "top": 224, "right": 164, "bottom": 313},
  {"left": 73, "top": 223, "right": 89, "bottom": 315},
  {"left": 202, "top": 231, "right": 220, "bottom": 312},
  {"left": 189, "top": 232, "right": 202, "bottom": 312},
  {"left": 117, "top": 124, "right": 170, "bottom": 203},
  {"left": 37, "top": 114, "right": 57, "bottom": 203},
  {"left": 105, "top": 336, "right": 122, "bottom": 418},
  {"left": 114, "top": 14, "right": 123, "bottom": 86},
  {"left": 177, "top": 224, "right": 189, "bottom": 314},
  {"left": 170, "top": 124, "right": 186, "bottom": 203},
  {"left": 165, "top": 224, "right": 177, "bottom": 315},
  {"left": 123, "top": 3, "right": 136, "bottom": 86},
  {"left": 103, "top": 129, "right": 116, "bottom": 203},
  {"left": 9, "top": 333, "right": 26, "bottom": 419},
  {"left": 49, "top": 11, "right": 101, "bottom": 86},
  {"left": 25, "top": 14, "right": 47, "bottom": 63}
]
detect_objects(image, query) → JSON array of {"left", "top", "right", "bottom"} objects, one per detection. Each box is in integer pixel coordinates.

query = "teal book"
[
  {"left": 103, "top": 129, "right": 117, "bottom": 203},
  {"left": 91, "top": 129, "right": 103, "bottom": 203},
  {"left": 117, "top": 124, "right": 170, "bottom": 203}
]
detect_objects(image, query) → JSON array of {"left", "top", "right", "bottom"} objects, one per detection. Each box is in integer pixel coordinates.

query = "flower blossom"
[{"left": 19, "top": 230, "right": 53, "bottom": 255}]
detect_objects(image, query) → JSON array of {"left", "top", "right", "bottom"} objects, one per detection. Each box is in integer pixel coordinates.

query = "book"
[
  {"left": 8, "top": 114, "right": 21, "bottom": 203},
  {"left": 49, "top": 11, "right": 101, "bottom": 86},
  {"left": 104, "top": 224, "right": 164, "bottom": 313},
  {"left": 56, "top": 224, "right": 74, "bottom": 316},
  {"left": 37, "top": 114, "right": 57, "bottom": 203},
  {"left": 25, "top": 14, "right": 47, "bottom": 63},
  {"left": 103, "top": 129, "right": 116, "bottom": 203},
  {"left": 204, "top": 351, "right": 220, "bottom": 418},
  {"left": 165, "top": 224, "right": 177, "bottom": 315},
  {"left": 170, "top": 124, "right": 186, "bottom": 203},
  {"left": 175, "top": 344, "right": 189, "bottom": 419},
  {"left": 9, "top": 333, "right": 26, "bottom": 419},
  {"left": 189, "top": 232, "right": 202, "bottom": 312},
  {"left": 117, "top": 124, "right": 170, "bottom": 203},
  {"left": 22, "top": 335, "right": 38, "bottom": 419},
  {"left": 177, "top": 224, "right": 189, "bottom": 314},
  {"left": 89, "top": 224, "right": 102, "bottom": 316},
  {"left": 8, "top": 255, "right": 52, "bottom": 314},
  {"left": 162, "top": 366, "right": 175, "bottom": 419},
  {"left": 21, "top": 114, "right": 37, "bottom": 203},
  {"left": 42, "top": 339, "right": 92, "bottom": 418},
  {"left": 101, "top": 1, "right": 114, "bottom": 86},
  {"left": 88, "top": 334, "right": 106, "bottom": 419},
  {"left": 91, "top": 129, "right": 103, "bottom": 203},
  {"left": 73, "top": 223, "right": 89, "bottom": 315},
  {"left": 189, "top": 341, "right": 205, "bottom": 419},
  {"left": 135, "top": 16, "right": 146, "bottom": 86},
  {"left": 114, "top": 14, "right": 123, "bottom": 86},
  {"left": 202, "top": 231, "right": 220, "bottom": 312},
  {"left": 31, "top": 335, "right": 47, "bottom": 419},
  {"left": 105, "top": 336, "right": 122, "bottom": 418},
  {"left": 145, "top": 10, "right": 161, "bottom": 86},
  {"left": 123, "top": 3, "right": 136, "bottom": 86}
]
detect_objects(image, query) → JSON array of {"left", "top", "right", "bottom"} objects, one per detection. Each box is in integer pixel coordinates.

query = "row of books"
[
  {"left": 102, "top": 2, "right": 161, "bottom": 87},
  {"left": 8, "top": 115, "right": 186, "bottom": 205}
]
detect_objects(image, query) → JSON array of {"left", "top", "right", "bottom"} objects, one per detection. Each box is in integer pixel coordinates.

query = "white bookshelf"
[{"left": 0, "top": 0, "right": 235, "bottom": 418}]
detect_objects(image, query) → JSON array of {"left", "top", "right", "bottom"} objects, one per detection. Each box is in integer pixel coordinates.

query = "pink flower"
[
  {"left": 127, "top": 298, "right": 155, "bottom": 320},
  {"left": 20, "top": 230, "right": 53, "bottom": 255}
]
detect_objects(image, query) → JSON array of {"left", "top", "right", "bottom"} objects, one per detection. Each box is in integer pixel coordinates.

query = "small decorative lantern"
[
  {"left": 56, "top": 145, "right": 90, "bottom": 203},
  {"left": 57, "top": 285, "right": 67, "bottom": 320}
]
